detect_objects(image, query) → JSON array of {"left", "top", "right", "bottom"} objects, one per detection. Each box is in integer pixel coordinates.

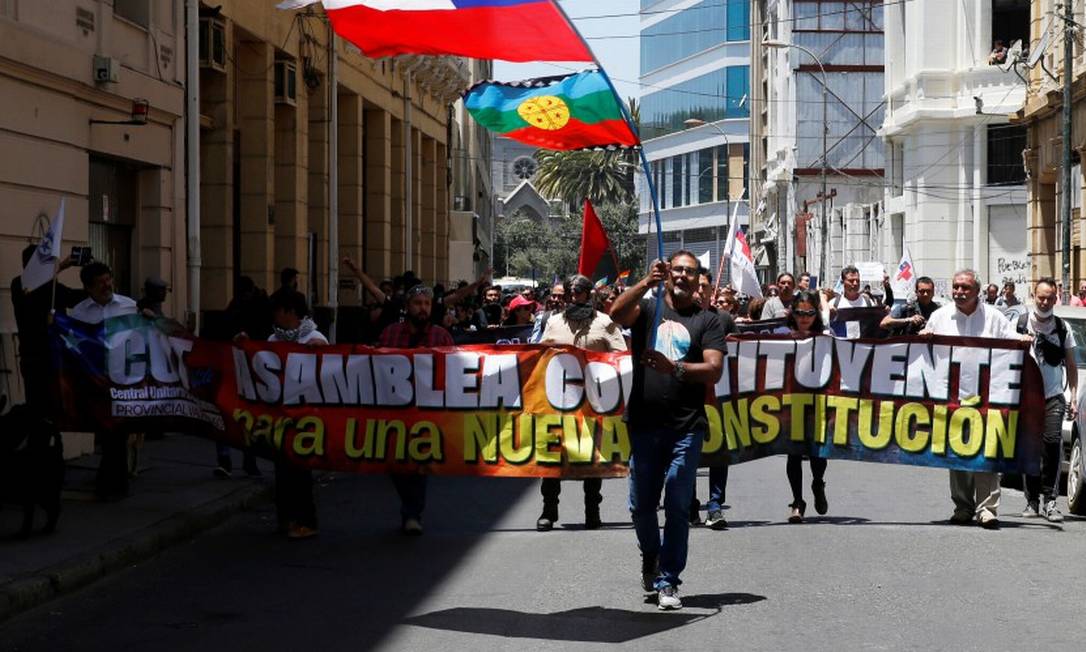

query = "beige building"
[
  {"left": 0, "top": 1, "right": 188, "bottom": 405},
  {"left": 1014, "top": 0, "right": 1086, "bottom": 290},
  {"left": 1, "top": 1, "right": 482, "bottom": 404}
]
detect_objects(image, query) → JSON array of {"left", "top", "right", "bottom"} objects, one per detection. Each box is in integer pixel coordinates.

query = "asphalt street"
[{"left": 3, "top": 458, "right": 1084, "bottom": 652}]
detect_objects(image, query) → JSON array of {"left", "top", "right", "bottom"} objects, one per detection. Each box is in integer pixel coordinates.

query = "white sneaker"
[
  {"left": 402, "top": 517, "right": 423, "bottom": 535},
  {"left": 657, "top": 585, "right": 682, "bottom": 610},
  {"left": 1043, "top": 500, "right": 1064, "bottom": 523}
]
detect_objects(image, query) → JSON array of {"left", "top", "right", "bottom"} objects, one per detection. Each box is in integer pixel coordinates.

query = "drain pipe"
[
  {"left": 185, "top": 0, "right": 200, "bottom": 332},
  {"left": 328, "top": 24, "right": 339, "bottom": 343}
]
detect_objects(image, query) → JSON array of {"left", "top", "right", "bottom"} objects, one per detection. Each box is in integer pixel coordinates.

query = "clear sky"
[{"left": 492, "top": 0, "right": 641, "bottom": 99}]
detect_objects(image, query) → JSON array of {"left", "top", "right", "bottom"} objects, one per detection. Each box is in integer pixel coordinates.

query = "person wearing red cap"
[{"left": 504, "top": 294, "right": 537, "bottom": 326}]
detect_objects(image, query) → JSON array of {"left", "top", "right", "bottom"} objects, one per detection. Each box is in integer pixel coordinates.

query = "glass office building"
[{"left": 639, "top": 0, "right": 751, "bottom": 274}]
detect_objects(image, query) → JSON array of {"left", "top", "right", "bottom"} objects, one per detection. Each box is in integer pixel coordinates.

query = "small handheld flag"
[
  {"left": 465, "top": 71, "right": 640, "bottom": 151},
  {"left": 21, "top": 198, "right": 66, "bottom": 292},
  {"left": 892, "top": 247, "right": 916, "bottom": 298},
  {"left": 277, "top": 0, "right": 593, "bottom": 63}
]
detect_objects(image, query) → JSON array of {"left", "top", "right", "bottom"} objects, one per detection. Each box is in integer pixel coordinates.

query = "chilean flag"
[{"left": 278, "top": 0, "right": 594, "bottom": 63}]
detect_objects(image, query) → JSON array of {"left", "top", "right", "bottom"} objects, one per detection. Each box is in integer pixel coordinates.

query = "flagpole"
[{"left": 547, "top": 0, "right": 667, "bottom": 346}]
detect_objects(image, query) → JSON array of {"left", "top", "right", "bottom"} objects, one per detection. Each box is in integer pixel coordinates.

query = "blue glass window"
[
  {"left": 640, "top": 1, "right": 729, "bottom": 75},
  {"left": 641, "top": 66, "right": 749, "bottom": 139},
  {"left": 726, "top": 0, "right": 750, "bottom": 41}
]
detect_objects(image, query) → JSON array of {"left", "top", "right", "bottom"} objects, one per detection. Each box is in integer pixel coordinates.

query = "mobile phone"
[{"left": 69, "top": 246, "right": 92, "bottom": 266}]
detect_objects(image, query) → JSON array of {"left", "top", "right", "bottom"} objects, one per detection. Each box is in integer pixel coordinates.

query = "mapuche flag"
[
  {"left": 577, "top": 199, "right": 619, "bottom": 285},
  {"left": 465, "top": 71, "right": 640, "bottom": 150},
  {"left": 277, "top": 0, "right": 593, "bottom": 63}
]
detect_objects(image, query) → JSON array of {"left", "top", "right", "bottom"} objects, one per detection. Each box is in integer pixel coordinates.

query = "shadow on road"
[{"left": 403, "top": 593, "right": 766, "bottom": 643}]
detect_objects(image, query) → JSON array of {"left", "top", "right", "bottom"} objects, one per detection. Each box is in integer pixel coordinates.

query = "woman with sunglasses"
[{"left": 785, "top": 290, "right": 830, "bottom": 524}]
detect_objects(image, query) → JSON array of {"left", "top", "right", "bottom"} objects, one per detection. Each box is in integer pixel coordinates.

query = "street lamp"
[{"left": 764, "top": 39, "right": 830, "bottom": 285}]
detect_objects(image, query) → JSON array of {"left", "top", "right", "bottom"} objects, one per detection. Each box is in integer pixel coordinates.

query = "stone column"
[
  {"left": 420, "top": 135, "right": 438, "bottom": 282},
  {"left": 138, "top": 167, "right": 171, "bottom": 288},
  {"left": 390, "top": 116, "right": 405, "bottom": 272},
  {"left": 436, "top": 142, "right": 450, "bottom": 284},
  {"left": 337, "top": 92, "right": 365, "bottom": 306},
  {"left": 307, "top": 74, "right": 330, "bottom": 305},
  {"left": 274, "top": 63, "right": 309, "bottom": 296},
  {"left": 200, "top": 20, "right": 235, "bottom": 310},
  {"left": 365, "top": 108, "right": 392, "bottom": 278},
  {"left": 237, "top": 39, "right": 275, "bottom": 292}
]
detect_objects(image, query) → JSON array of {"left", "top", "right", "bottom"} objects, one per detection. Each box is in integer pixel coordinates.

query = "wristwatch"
[{"left": 672, "top": 360, "right": 686, "bottom": 381}]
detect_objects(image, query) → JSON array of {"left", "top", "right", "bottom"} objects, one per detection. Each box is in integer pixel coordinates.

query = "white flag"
[
  {"left": 891, "top": 247, "right": 916, "bottom": 298},
  {"left": 697, "top": 250, "right": 711, "bottom": 271},
  {"left": 724, "top": 202, "right": 762, "bottom": 298},
  {"left": 21, "top": 198, "right": 65, "bottom": 292}
]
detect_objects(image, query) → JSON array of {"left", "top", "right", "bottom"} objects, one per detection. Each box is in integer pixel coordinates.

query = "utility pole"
[{"left": 1063, "top": 0, "right": 1073, "bottom": 304}]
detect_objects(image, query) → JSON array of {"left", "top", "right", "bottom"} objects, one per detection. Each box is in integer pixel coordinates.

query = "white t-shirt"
[
  {"left": 830, "top": 293, "right": 873, "bottom": 340},
  {"left": 70, "top": 294, "right": 138, "bottom": 324},
  {"left": 1026, "top": 314, "right": 1077, "bottom": 399}
]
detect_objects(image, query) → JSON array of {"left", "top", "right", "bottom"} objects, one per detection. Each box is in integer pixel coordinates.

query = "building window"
[
  {"left": 698, "top": 149, "right": 714, "bottom": 204},
  {"left": 726, "top": 66, "right": 750, "bottom": 118},
  {"left": 640, "top": 0, "right": 728, "bottom": 75},
  {"left": 988, "top": 125, "right": 1026, "bottom": 186},
  {"left": 742, "top": 143, "right": 750, "bottom": 199},
  {"left": 114, "top": 0, "right": 150, "bottom": 28},
  {"left": 512, "top": 156, "right": 537, "bottom": 181},
  {"left": 673, "top": 155, "right": 685, "bottom": 207},
  {"left": 641, "top": 66, "right": 749, "bottom": 138},
  {"left": 715, "top": 145, "right": 729, "bottom": 202},
  {"left": 726, "top": 0, "right": 750, "bottom": 41},
  {"left": 890, "top": 142, "right": 904, "bottom": 197},
  {"left": 990, "top": 0, "right": 1029, "bottom": 64}
]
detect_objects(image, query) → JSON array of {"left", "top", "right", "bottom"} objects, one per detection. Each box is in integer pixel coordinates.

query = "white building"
[
  {"left": 638, "top": 0, "right": 752, "bottom": 277},
  {"left": 881, "top": 0, "right": 1030, "bottom": 295},
  {"left": 753, "top": 0, "right": 886, "bottom": 286}
]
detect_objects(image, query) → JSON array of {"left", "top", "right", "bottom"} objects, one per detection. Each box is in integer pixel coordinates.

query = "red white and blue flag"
[
  {"left": 891, "top": 247, "right": 915, "bottom": 297},
  {"left": 278, "top": 0, "right": 594, "bottom": 63}
]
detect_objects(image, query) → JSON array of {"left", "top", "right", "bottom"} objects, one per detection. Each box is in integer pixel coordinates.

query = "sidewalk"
[{"left": 0, "top": 433, "right": 273, "bottom": 622}]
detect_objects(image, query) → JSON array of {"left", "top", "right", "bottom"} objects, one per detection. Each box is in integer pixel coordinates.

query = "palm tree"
[{"left": 531, "top": 97, "right": 642, "bottom": 208}]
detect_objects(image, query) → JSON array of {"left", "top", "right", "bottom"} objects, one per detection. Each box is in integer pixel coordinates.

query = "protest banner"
[{"left": 52, "top": 316, "right": 1045, "bottom": 477}]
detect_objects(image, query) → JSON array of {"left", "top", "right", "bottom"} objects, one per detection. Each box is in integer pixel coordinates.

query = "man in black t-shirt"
[{"left": 611, "top": 250, "right": 726, "bottom": 611}]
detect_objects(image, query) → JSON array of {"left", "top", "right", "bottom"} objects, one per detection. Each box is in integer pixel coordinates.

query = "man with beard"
[
  {"left": 474, "top": 284, "right": 503, "bottom": 329},
  {"left": 611, "top": 251, "right": 726, "bottom": 610},
  {"left": 536, "top": 274, "right": 627, "bottom": 531},
  {"left": 378, "top": 285, "right": 454, "bottom": 535}
]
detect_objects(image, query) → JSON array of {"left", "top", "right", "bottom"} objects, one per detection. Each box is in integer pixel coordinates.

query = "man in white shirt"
[
  {"left": 828, "top": 265, "right": 885, "bottom": 339},
  {"left": 70, "top": 262, "right": 139, "bottom": 498},
  {"left": 1016, "top": 278, "right": 1077, "bottom": 522},
  {"left": 922, "top": 269, "right": 1021, "bottom": 529},
  {"left": 763, "top": 272, "right": 796, "bottom": 319}
]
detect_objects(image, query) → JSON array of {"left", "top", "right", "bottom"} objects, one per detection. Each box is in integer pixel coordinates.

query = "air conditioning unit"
[
  {"left": 274, "top": 60, "right": 297, "bottom": 106},
  {"left": 199, "top": 16, "right": 226, "bottom": 73},
  {"left": 93, "top": 55, "right": 119, "bottom": 84}
]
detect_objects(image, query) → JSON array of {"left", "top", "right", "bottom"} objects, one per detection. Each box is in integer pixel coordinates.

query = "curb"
[{"left": 0, "top": 481, "right": 272, "bottom": 623}]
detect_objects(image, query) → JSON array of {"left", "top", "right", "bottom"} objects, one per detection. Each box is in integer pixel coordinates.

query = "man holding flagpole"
[
  {"left": 10, "top": 200, "right": 85, "bottom": 415},
  {"left": 611, "top": 251, "right": 726, "bottom": 610}
]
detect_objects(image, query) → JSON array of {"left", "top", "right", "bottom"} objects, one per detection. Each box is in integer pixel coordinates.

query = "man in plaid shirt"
[{"left": 378, "top": 285, "right": 453, "bottom": 534}]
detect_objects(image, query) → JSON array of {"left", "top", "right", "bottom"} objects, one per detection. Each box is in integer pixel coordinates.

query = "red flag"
[
  {"left": 277, "top": 0, "right": 594, "bottom": 63},
  {"left": 577, "top": 199, "right": 618, "bottom": 284}
]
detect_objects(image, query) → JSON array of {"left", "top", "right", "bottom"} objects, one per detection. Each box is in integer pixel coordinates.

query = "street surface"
[{"left": 4, "top": 458, "right": 1084, "bottom": 651}]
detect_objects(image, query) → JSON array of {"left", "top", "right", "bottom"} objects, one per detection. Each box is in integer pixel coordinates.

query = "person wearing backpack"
[
  {"left": 881, "top": 276, "right": 939, "bottom": 336},
  {"left": 1016, "top": 278, "right": 1078, "bottom": 522}
]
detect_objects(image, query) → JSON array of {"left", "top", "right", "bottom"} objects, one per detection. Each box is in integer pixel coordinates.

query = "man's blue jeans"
[
  {"left": 705, "top": 464, "right": 729, "bottom": 513},
  {"left": 628, "top": 427, "right": 704, "bottom": 590}
]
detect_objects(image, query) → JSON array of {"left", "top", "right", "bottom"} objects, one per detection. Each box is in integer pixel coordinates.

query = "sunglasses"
[
  {"left": 670, "top": 265, "right": 698, "bottom": 277},
  {"left": 794, "top": 309, "right": 818, "bottom": 318}
]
